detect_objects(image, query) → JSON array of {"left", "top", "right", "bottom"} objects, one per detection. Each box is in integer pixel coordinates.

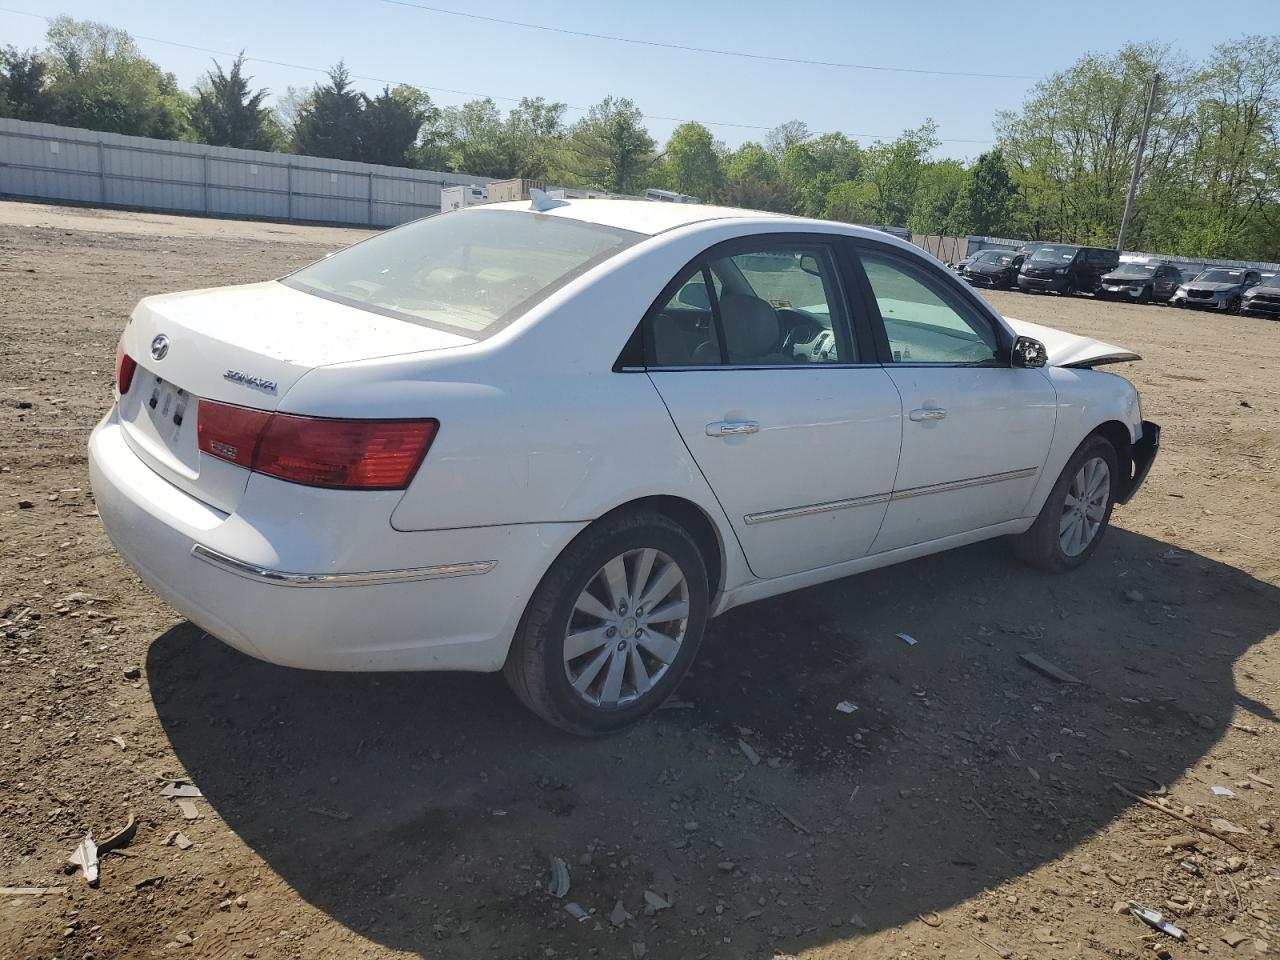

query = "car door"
[
  {"left": 1155, "top": 266, "right": 1178, "bottom": 299},
  {"left": 645, "top": 236, "right": 903, "bottom": 581},
  {"left": 850, "top": 242, "right": 1058, "bottom": 554}
]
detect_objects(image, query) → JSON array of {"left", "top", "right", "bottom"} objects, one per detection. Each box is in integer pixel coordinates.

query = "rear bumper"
[
  {"left": 89, "top": 409, "right": 584, "bottom": 672},
  {"left": 1118, "top": 420, "right": 1160, "bottom": 505}
]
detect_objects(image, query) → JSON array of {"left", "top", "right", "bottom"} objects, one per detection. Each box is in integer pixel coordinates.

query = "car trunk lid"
[{"left": 116, "top": 280, "right": 472, "bottom": 513}]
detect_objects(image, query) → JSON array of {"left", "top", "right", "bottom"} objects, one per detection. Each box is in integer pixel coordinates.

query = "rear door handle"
[
  {"left": 909, "top": 407, "right": 947, "bottom": 422},
  {"left": 706, "top": 420, "right": 759, "bottom": 437}
]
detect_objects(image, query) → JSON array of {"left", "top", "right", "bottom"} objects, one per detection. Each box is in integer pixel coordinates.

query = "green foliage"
[
  {"left": 291, "top": 62, "right": 363, "bottom": 161},
  {"left": 559, "top": 96, "right": 656, "bottom": 194},
  {"left": 42, "top": 16, "right": 190, "bottom": 139},
  {"left": 190, "top": 54, "right": 282, "bottom": 150},
  {"left": 948, "top": 149, "right": 1017, "bottom": 236},
  {"left": 359, "top": 85, "right": 433, "bottom": 166},
  {"left": 660, "top": 122, "right": 723, "bottom": 200},
  {"left": 0, "top": 46, "right": 52, "bottom": 120}
]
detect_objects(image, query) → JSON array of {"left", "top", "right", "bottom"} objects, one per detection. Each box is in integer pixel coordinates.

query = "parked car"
[
  {"left": 1018, "top": 244, "right": 1120, "bottom": 295},
  {"left": 1240, "top": 273, "right": 1280, "bottom": 319},
  {"left": 1171, "top": 267, "right": 1263, "bottom": 312},
  {"left": 962, "top": 249, "right": 1026, "bottom": 290},
  {"left": 1098, "top": 261, "right": 1183, "bottom": 303},
  {"left": 89, "top": 200, "right": 1159, "bottom": 734}
]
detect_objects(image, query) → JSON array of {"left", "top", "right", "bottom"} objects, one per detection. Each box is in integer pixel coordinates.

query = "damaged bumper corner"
[{"left": 1118, "top": 420, "right": 1160, "bottom": 505}]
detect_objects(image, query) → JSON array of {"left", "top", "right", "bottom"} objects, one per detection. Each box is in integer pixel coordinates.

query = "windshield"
[
  {"left": 1195, "top": 269, "right": 1243, "bottom": 284},
  {"left": 1112, "top": 264, "right": 1157, "bottom": 277},
  {"left": 973, "top": 250, "right": 1015, "bottom": 266},
  {"left": 1029, "top": 245, "right": 1077, "bottom": 263},
  {"left": 282, "top": 209, "right": 642, "bottom": 337}
]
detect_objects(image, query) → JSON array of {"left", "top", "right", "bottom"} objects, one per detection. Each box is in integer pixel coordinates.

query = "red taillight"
[
  {"left": 197, "top": 400, "right": 436, "bottom": 490},
  {"left": 115, "top": 337, "right": 137, "bottom": 395}
]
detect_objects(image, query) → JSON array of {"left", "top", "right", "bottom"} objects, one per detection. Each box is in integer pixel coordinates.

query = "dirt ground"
[{"left": 2, "top": 200, "right": 1279, "bottom": 960}]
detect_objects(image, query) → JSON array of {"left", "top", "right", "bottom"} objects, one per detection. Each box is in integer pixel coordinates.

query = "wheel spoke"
[
  {"left": 571, "top": 645, "right": 612, "bottom": 694},
  {"left": 600, "top": 647, "right": 626, "bottom": 704},
  {"left": 629, "top": 548, "right": 656, "bottom": 604},
  {"left": 644, "top": 599, "right": 689, "bottom": 624},
  {"left": 639, "top": 562, "right": 683, "bottom": 611},
  {"left": 628, "top": 645, "right": 651, "bottom": 696},
  {"left": 1063, "top": 492, "right": 1080, "bottom": 510},
  {"left": 1059, "top": 509, "right": 1077, "bottom": 535},
  {"left": 602, "top": 555, "right": 630, "bottom": 611},
  {"left": 574, "top": 590, "right": 614, "bottom": 622},
  {"left": 564, "top": 626, "right": 611, "bottom": 661},
  {"left": 1085, "top": 499, "right": 1106, "bottom": 522},
  {"left": 637, "top": 628, "right": 680, "bottom": 665}
]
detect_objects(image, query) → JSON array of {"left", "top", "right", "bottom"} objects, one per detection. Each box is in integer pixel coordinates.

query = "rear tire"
[
  {"left": 503, "top": 510, "right": 708, "bottom": 735},
  {"left": 1012, "top": 435, "right": 1119, "bottom": 573}
]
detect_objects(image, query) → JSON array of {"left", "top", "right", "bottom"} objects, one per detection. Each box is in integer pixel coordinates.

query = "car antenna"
[{"left": 529, "top": 188, "right": 569, "bottom": 212}]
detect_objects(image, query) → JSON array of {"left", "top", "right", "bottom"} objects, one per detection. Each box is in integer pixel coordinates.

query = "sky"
[{"left": 3, "top": 1, "right": 1277, "bottom": 160}]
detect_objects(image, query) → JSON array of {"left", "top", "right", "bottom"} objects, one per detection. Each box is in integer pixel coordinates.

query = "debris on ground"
[
  {"left": 1212, "top": 784, "right": 1236, "bottom": 797},
  {"left": 0, "top": 887, "right": 64, "bottom": 896},
  {"left": 67, "top": 834, "right": 99, "bottom": 886},
  {"left": 1223, "top": 931, "right": 1250, "bottom": 948},
  {"left": 305, "top": 806, "right": 350, "bottom": 822},
  {"left": 547, "top": 856, "right": 570, "bottom": 899},
  {"left": 1020, "top": 652, "right": 1083, "bottom": 684},
  {"left": 738, "top": 739, "right": 761, "bottom": 766},
  {"left": 610, "top": 900, "right": 632, "bottom": 927},
  {"left": 563, "top": 902, "right": 589, "bottom": 923},
  {"left": 835, "top": 700, "right": 858, "bottom": 714},
  {"left": 1129, "top": 902, "right": 1186, "bottom": 940},
  {"left": 176, "top": 800, "right": 201, "bottom": 821},
  {"left": 897, "top": 632, "right": 918, "bottom": 646},
  {"left": 643, "top": 890, "right": 671, "bottom": 912},
  {"left": 163, "top": 831, "right": 194, "bottom": 850},
  {"left": 98, "top": 814, "right": 137, "bottom": 854},
  {"left": 158, "top": 781, "right": 202, "bottom": 798}
]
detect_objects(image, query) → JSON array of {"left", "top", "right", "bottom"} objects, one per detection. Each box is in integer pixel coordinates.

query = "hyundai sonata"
[{"left": 90, "top": 197, "right": 1159, "bottom": 733}]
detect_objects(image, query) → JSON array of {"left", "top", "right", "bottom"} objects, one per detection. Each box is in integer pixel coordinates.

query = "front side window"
[
  {"left": 859, "top": 250, "right": 1001, "bottom": 365},
  {"left": 283, "top": 209, "right": 641, "bottom": 338},
  {"left": 647, "top": 243, "right": 850, "bottom": 367}
]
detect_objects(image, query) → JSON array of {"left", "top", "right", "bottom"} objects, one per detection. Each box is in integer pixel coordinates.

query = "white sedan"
[{"left": 89, "top": 198, "right": 1159, "bottom": 733}]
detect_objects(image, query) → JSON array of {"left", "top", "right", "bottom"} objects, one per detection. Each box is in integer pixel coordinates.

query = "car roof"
[{"left": 474, "top": 198, "right": 785, "bottom": 235}]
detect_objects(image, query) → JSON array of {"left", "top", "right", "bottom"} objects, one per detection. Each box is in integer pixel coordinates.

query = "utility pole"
[{"left": 1117, "top": 73, "right": 1160, "bottom": 252}]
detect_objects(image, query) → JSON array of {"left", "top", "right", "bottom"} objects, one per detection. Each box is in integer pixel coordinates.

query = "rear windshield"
[{"left": 282, "top": 209, "right": 643, "bottom": 338}]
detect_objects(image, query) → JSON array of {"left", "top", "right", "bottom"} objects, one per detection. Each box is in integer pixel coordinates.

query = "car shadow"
[{"left": 148, "top": 527, "right": 1278, "bottom": 958}]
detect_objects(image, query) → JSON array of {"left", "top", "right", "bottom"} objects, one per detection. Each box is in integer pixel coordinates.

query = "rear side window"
[
  {"left": 647, "top": 243, "right": 851, "bottom": 367},
  {"left": 282, "top": 210, "right": 642, "bottom": 338}
]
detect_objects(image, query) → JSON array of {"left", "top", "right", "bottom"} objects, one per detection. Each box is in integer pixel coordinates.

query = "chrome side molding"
[
  {"left": 744, "top": 467, "right": 1039, "bottom": 525},
  {"left": 191, "top": 543, "right": 496, "bottom": 587}
]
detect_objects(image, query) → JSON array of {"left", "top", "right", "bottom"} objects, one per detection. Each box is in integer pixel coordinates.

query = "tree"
[
  {"left": 660, "top": 122, "right": 723, "bottom": 200},
  {"left": 561, "top": 96, "right": 656, "bottom": 193},
  {"left": 859, "top": 121, "right": 940, "bottom": 226},
  {"left": 0, "top": 46, "right": 52, "bottom": 121},
  {"left": 503, "top": 97, "right": 567, "bottom": 179},
  {"left": 42, "top": 16, "right": 189, "bottom": 139},
  {"left": 359, "top": 85, "right": 431, "bottom": 166},
  {"left": 291, "top": 62, "right": 363, "bottom": 161},
  {"left": 765, "top": 119, "right": 811, "bottom": 158},
  {"left": 189, "top": 54, "right": 281, "bottom": 149},
  {"left": 908, "top": 159, "right": 967, "bottom": 234},
  {"left": 949, "top": 149, "right": 1017, "bottom": 236},
  {"left": 779, "top": 132, "right": 863, "bottom": 218}
]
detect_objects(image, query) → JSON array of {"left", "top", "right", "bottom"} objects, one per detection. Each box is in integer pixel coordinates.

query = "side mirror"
[
  {"left": 1012, "top": 335, "right": 1048, "bottom": 368},
  {"left": 798, "top": 254, "right": 822, "bottom": 277}
]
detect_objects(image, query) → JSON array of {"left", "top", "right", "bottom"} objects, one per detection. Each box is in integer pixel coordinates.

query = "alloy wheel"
[
  {"left": 1059, "top": 456, "right": 1110, "bottom": 557},
  {"left": 562, "top": 548, "right": 690, "bottom": 708}
]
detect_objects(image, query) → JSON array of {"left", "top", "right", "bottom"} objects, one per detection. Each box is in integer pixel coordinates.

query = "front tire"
[
  {"left": 1012, "top": 435, "right": 1119, "bottom": 572},
  {"left": 503, "top": 510, "right": 708, "bottom": 735}
]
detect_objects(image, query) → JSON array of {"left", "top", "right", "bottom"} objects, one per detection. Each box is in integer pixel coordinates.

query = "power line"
[
  {"left": 0, "top": 5, "right": 996, "bottom": 144},
  {"left": 379, "top": 0, "right": 1039, "bottom": 81}
]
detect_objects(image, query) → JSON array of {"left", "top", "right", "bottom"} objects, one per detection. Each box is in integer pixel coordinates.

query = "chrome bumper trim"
[{"left": 190, "top": 544, "right": 496, "bottom": 587}]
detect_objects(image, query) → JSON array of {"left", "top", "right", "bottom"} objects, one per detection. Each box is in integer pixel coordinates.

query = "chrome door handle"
[
  {"left": 706, "top": 420, "right": 759, "bottom": 437},
  {"left": 909, "top": 407, "right": 947, "bottom": 422}
]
